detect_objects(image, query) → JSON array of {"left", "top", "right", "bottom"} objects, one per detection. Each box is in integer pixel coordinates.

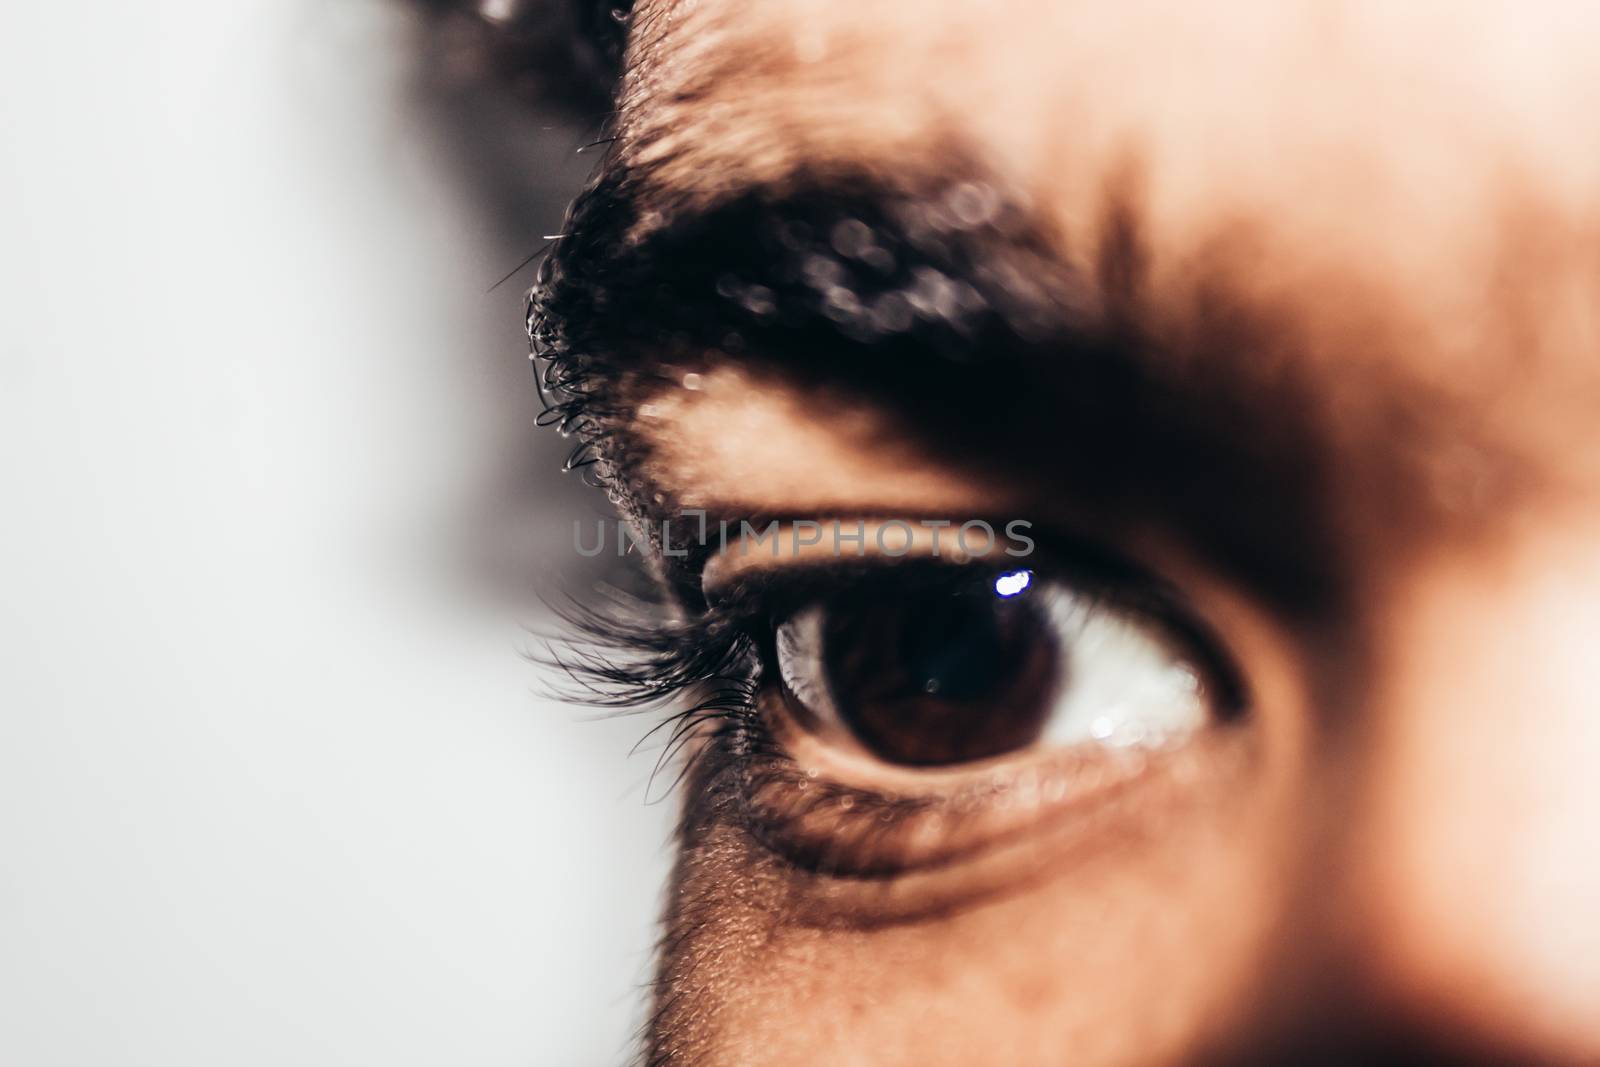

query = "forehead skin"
[{"left": 612, "top": 0, "right": 1600, "bottom": 492}]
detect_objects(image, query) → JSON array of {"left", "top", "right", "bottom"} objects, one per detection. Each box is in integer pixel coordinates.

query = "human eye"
[
  {"left": 557, "top": 520, "right": 1253, "bottom": 893},
  {"left": 769, "top": 564, "right": 1225, "bottom": 769}
]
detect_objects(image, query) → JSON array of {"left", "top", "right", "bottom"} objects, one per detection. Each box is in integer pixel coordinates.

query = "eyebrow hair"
[{"left": 529, "top": 162, "right": 1356, "bottom": 617}]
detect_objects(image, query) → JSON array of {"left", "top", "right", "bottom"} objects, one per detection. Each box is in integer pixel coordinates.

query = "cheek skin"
[
  {"left": 658, "top": 772, "right": 1272, "bottom": 1067},
  {"left": 649, "top": 577, "right": 1317, "bottom": 1067},
  {"left": 1351, "top": 525, "right": 1600, "bottom": 1060}
]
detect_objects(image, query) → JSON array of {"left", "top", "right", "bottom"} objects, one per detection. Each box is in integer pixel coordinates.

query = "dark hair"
[{"left": 411, "top": 0, "right": 632, "bottom": 116}]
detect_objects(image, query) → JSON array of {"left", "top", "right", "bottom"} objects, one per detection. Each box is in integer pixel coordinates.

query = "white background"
[{"left": 0, "top": 3, "right": 674, "bottom": 1063}]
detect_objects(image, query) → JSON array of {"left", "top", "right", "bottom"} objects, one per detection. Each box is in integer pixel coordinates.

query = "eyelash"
[
  {"left": 538, "top": 579, "right": 767, "bottom": 796},
  {"left": 541, "top": 576, "right": 944, "bottom": 879}
]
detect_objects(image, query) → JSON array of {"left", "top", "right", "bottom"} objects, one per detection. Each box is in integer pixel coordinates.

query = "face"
[{"left": 522, "top": 2, "right": 1600, "bottom": 1064}]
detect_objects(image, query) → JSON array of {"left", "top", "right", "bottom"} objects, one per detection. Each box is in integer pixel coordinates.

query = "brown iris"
[{"left": 816, "top": 578, "right": 1061, "bottom": 766}]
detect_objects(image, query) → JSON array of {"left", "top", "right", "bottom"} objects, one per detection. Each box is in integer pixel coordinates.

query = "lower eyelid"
[{"left": 723, "top": 683, "right": 1247, "bottom": 879}]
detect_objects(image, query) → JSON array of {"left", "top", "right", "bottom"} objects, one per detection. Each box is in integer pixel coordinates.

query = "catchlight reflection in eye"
[{"left": 994, "top": 569, "right": 1033, "bottom": 598}]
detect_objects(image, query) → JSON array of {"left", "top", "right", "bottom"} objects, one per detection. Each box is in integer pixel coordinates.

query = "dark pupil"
[{"left": 820, "top": 580, "right": 1060, "bottom": 766}]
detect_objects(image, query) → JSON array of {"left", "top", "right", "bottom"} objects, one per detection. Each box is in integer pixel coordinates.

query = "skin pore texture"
[{"left": 526, "top": 2, "right": 1600, "bottom": 1064}]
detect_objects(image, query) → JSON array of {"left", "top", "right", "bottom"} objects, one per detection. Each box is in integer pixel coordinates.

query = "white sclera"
[
  {"left": 1041, "top": 591, "right": 1207, "bottom": 750},
  {"left": 776, "top": 606, "right": 839, "bottom": 723}
]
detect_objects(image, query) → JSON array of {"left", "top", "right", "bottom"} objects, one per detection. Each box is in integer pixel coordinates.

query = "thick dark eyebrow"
[{"left": 530, "top": 164, "right": 1354, "bottom": 617}]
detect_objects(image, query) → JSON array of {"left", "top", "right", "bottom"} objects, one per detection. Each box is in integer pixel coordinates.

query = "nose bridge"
[{"left": 1334, "top": 535, "right": 1600, "bottom": 1059}]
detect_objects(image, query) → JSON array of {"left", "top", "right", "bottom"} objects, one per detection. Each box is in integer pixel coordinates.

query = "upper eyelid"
[
  {"left": 698, "top": 517, "right": 1039, "bottom": 600},
  {"left": 693, "top": 515, "right": 1179, "bottom": 606}
]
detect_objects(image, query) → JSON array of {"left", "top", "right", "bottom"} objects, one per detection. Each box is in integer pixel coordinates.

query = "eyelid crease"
[{"left": 700, "top": 517, "right": 1034, "bottom": 599}]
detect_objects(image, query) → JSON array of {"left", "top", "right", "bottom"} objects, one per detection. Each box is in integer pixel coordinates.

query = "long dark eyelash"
[
  {"left": 532, "top": 582, "right": 943, "bottom": 873},
  {"left": 533, "top": 583, "right": 764, "bottom": 798},
  {"left": 528, "top": 561, "right": 1015, "bottom": 802},
  {"left": 542, "top": 586, "right": 752, "bottom": 707}
]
